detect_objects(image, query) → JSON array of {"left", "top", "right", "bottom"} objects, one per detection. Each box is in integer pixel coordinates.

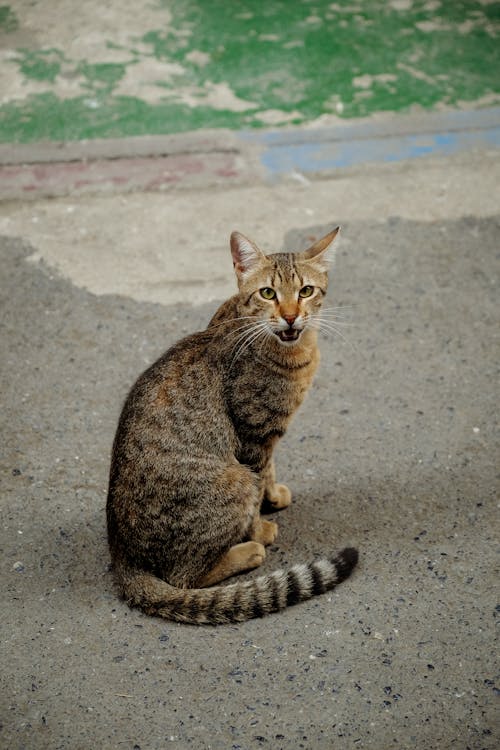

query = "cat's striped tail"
[{"left": 114, "top": 548, "right": 358, "bottom": 625}]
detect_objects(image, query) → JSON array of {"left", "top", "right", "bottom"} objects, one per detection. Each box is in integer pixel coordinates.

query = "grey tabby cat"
[{"left": 106, "top": 227, "right": 358, "bottom": 624}]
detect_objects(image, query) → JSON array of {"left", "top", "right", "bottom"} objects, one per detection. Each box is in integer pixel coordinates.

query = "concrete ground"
[{"left": 1, "top": 140, "right": 499, "bottom": 749}]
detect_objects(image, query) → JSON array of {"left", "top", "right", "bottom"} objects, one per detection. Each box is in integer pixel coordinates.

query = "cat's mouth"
[{"left": 277, "top": 328, "right": 301, "bottom": 343}]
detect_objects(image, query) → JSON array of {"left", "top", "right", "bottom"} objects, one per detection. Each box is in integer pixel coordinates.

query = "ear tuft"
[
  {"left": 303, "top": 226, "right": 340, "bottom": 265},
  {"left": 230, "top": 231, "right": 265, "bottom": 277}
]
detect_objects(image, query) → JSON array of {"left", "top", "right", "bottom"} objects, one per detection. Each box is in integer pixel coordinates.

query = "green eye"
[
  {"left": 299, "top": 285, "right": 314, "bottom": 298},
  {"left": 260, "top": 287, "right": 276, "bottom": 300}
]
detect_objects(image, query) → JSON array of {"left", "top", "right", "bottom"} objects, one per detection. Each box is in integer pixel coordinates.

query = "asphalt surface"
[{"left": 1, "top": 180, "right": 499, "bottom": 747}]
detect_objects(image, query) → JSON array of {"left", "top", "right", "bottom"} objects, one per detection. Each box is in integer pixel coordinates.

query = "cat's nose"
[{"left": 283, "top": 313, "right": 297, "bottom": 327}]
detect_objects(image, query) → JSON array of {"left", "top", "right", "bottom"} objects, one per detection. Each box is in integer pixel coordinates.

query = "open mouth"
[{"left": 277, "top": 328, "right": 301, "bottom": 342}]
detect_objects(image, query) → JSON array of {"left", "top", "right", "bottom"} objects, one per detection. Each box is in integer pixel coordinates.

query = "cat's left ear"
[
  {"left": 303, "top": 226, "right": 340, "bottom": 268},
  {"left": 230, "top": 231, "right": 266, "bottom": 278}
]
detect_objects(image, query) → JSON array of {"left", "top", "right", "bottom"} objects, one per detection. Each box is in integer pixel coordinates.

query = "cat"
[{"left": 106, "top": 227, "right": 358, "bottom": 624}]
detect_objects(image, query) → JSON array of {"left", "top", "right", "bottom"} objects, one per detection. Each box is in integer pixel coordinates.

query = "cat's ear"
[
  {"left": 303, "top": 226, "right": 340, "bottom": 267},
  {"left": 230, "top": 231, "right": 266, "bottom": 277}
]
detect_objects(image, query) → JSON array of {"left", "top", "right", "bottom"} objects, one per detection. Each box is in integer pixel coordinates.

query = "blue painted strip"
[
  {"left": 238, "top": 108, "right": 500, "bottom": 175},
  {"left": 258, "top": 126, "right": 500, "bottom": 175},
  {"left": 240, "top": 107, "right": 500, "bottom": 147}
]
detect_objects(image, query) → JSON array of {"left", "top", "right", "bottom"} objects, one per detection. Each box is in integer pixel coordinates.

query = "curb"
[{"left": 0, "top": 108, "right": 499, "bottom": 200}]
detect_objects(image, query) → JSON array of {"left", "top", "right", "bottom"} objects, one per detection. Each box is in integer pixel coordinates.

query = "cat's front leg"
[{"left": 260, "top": 458, "right": 292, "bottom": 510}]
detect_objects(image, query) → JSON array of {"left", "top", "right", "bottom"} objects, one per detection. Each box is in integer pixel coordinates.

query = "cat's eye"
[
  {"left": 299, "top": 285, "right": 314, "bottom": 298},
  {"left": 260, "top": 287, "right": 276, "bottom": 300}
]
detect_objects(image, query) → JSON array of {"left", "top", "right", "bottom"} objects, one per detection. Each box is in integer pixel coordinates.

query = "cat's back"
[{"left": 111, "top": 324, "right": 234, "bottom": 465}]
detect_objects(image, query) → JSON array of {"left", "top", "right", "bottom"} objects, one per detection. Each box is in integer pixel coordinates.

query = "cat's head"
[{"left": 230, "top": 227, "right": 339, "bottom": 345}]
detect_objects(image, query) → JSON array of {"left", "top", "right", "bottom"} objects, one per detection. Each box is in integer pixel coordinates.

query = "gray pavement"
[{"left": 1, "top": 145, "right": 499, "bottom": 749}]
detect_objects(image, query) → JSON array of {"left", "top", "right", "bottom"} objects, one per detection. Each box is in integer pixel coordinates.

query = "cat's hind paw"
[
  {"left": 250, "top": 518, "right": 279, "bottom": 546},
  {"left": 267, "top": 483, "right": 292, "bottom": 510},
  {"left": 260, "top": 519, "right": 278, "bottom": 546}
]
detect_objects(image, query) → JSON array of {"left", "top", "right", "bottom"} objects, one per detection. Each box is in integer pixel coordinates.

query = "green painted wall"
[{"left": 0, "top": 0, "right": 499, "bottom": 143}]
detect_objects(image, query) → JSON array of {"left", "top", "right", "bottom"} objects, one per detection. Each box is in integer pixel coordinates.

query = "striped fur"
[
  {"left": 107, "top": 228, "right": 358, "bottom": 624},
  {"left": 115, "top": 549, "right": 358, "bottom": 625}
]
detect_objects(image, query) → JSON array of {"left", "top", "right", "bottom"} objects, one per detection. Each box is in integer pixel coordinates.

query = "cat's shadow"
[{"left": 23, "top": 466, "right": 464, "bottom": 608}]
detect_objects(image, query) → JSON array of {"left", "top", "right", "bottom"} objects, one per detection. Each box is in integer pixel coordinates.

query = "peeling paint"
[
  {"left": 112, "top": 59, "right": 186, "bottom": 103},
  {"left": 0, "top": 0, "right": 499, "bottom": 143},
  {"left": 353, "top": 74, "right": 398, "bottom": 89},
  {"left": 254, "top": 109, "right": 304, "bottom": 125},
  {"left": 176, "top": 82, "right": 257, "bottom": 112},
  {"left": 390, "top": 1, "right": 414, "bottom": 10}
]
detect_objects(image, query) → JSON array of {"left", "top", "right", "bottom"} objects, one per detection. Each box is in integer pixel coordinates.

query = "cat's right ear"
[{"left": 230, "top": 232, "right": 266, "bottom": 278}]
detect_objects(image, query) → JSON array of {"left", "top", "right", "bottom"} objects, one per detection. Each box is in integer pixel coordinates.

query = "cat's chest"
[{"left": 225, "top": 352, "right": 318, "bottom": 441}]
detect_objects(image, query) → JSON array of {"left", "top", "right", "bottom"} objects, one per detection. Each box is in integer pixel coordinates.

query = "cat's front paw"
[
  {"left": 267, "top": 483, "right": 292, "bottom": 510},
  {"left": 245, "top": 541, "right": 266, "bottom": 569}
]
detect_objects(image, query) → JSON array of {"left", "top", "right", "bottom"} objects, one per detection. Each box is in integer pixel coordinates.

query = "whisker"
[
  {"left": 311, "top": 318, "right": 357, "bottom": 353},
  {"left": 225, "top": 320, "right": 263, "bottom": 340},
  {"left": 312, "top": 317, "right": 354, "bottom": 327},
  {"left": 310, "top": 310, "right": 355, "bottom": 327},
  {"left": 316, "top": 308, "right": 352, "bottom": 316},
  {"left": 316, "top": 308, "right": 354, "bottom": 320},
  {"left": 257, "top": 327, "right": 275, "bottom": 358},
  {"left": 230, "top": 322, "right": 270, "bottom": 365},
  {"left": 320, "top": 305, "right": 357, "bottom": 314},
  {"left": 231, "top": 330, "right": 267, "bottom": 367},
  {"left": 229, "top": 320, "right": 269, "bottom": 350}
]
